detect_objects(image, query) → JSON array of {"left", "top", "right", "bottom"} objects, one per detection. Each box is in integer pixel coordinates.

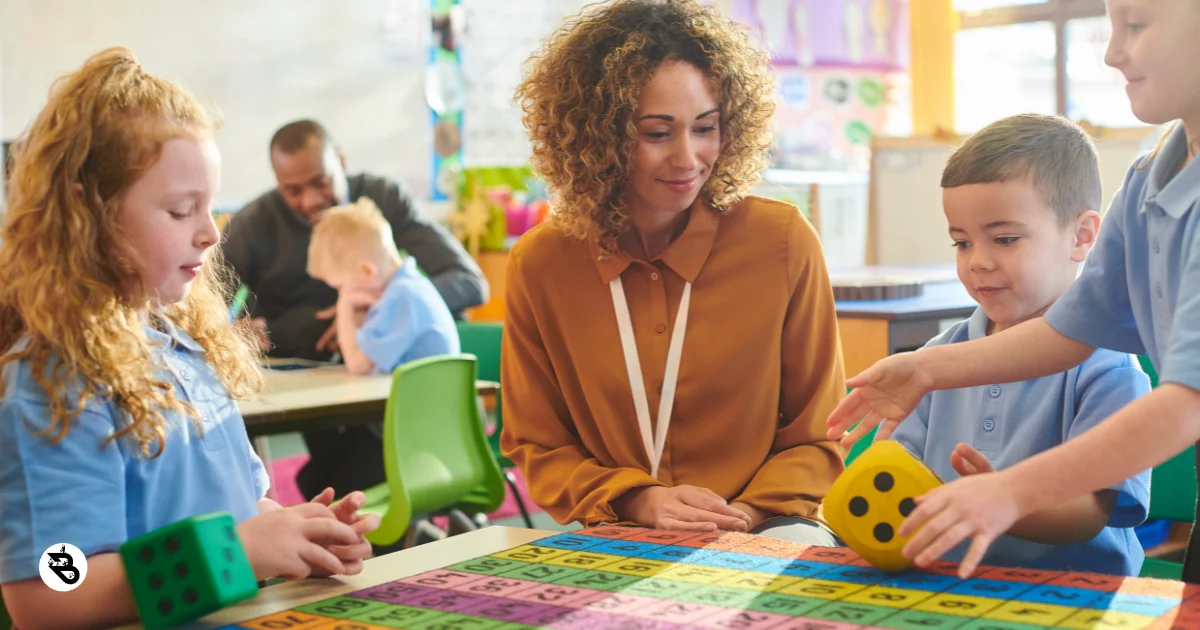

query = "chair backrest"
[
  {"left": 456, "top": 322, "right": 502, "bottom": 383},
  {"left": 1137, "top": 355, "right": 1198, "bottom": 523},
  {"left": 376, "top": 355, "right": 505, "bottom": 536}
]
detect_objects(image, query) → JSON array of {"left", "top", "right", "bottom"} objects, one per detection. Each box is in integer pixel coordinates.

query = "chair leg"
[
  {"left": 447, "top": 509, "right": 479, "bottom": 536},
  {"left": 504, "top": 469, "right": 535, "bottom": 529}
]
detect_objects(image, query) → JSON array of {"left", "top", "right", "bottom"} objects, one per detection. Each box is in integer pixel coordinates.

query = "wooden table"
[
  {"left": 239, "top": 360, "right": 500, "bottom": 498},
  {"left": 129, "top": 527, "right": 555, "bottom": 628},
  {"left": 833, "top": 267, "right": 976, "bottom": 378}
]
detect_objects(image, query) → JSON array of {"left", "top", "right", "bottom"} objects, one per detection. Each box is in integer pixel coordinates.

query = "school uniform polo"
[
  {"left": 356, "top": 256, "right": 460, "bottom": 374},
  {"left": 0, "top": 320, "right": 268, "bottom": 584},
  {"left": 500, "top": 196, "right": 847, "bottom": 526},
  {"left": 887, "top": 307, "right": 1152, "bottom": 574},
  {"left": 1045, "top": 123, "right": 1200, "bottom": 393}
]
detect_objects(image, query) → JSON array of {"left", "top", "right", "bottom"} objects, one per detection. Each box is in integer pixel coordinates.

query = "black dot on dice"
[
  {"left": 224, "top": 547, "right": 234, "bottom": 562},
  {"left": 183, "top": 588, "right": 198, "bottom": 605},
  {"left": 174, "top": 561, "right": 189, "bottom": 579},
  {"left": 149, "top": 572, "right": 164, "bottom": 590},
  {"left": 899, "top": 498, "right": 916, "bottom": 517},
  {"left": 164, "top": 537, "right": 180, "bottom": 554},
  {"left": 874, "top": 523, "right": 895, "bottom": 543},
  {"left": 849, "top": 496, "right": 869, "bottom": 517},
  {"left": 139, "top": 546, "right": 155, "bottom": 563},
  {"left": 157, "top": 598, "right": 173, "bottom": 615},
  {"left": 226, "top": 526, "right": 236, "bottom": 541},
  {"left": 874, "top": 472, "right": 894, "bottom": 492},
  {"left": 222, "top": 569, "right": 232, "bottom": 584}
]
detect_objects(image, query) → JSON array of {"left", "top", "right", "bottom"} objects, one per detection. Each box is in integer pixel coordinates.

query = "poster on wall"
[
  {"left": 773, "top": 67, "right": 893, "bottom": 171},
  {"left": 731, "top": 0, "right": 908, "bottom": 70}
]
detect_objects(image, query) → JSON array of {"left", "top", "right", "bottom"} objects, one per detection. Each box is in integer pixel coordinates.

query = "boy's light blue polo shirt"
[
  {"left": 357, "top": 257, "right": 460, "bottom": 374},
  {"left": 1045, "top": 123, "right": 1200, "bottom": 392},
  {"left": 0, "top": 319, "right": 268, "bottom": 584},
  {"left": 886, "top": 308, "right": 1152, "bottom": 575}
]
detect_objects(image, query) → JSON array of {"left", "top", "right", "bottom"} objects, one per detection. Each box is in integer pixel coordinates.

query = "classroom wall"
[{"left": 1, "top": 0, "right": 434, "bottom": 212}]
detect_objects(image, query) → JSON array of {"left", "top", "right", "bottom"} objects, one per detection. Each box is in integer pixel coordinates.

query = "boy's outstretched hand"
[
  {"left": 900, "top": 470, "right": 1022, "bottom": 579},
  {"left": 826, "top": 352, "right": 934, "bottom": 449}
]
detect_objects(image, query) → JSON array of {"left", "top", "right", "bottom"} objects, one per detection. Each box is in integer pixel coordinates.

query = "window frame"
[{"left": 956, "top": 0, "right": 1107, "bottom": 116}]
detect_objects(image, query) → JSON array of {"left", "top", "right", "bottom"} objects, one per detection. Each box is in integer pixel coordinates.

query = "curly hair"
[
  {"left": 0, "top": 47, "right": 262, "bottom": 458},
  {"left": 515, "top": 0, "right": 775, "bottom": 254}
]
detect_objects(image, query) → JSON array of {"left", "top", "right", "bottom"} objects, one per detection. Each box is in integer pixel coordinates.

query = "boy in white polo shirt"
[{"left": 881, "top": 114, "right": 1152, "bottom": 575}]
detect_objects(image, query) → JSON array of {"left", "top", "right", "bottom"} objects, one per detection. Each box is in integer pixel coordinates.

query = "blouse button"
[
  {"left": 655, "top": 324, "right": 667, "bottom": 334},
  {"left": 650, "top": 271, "right": 660, "bottom": 281}
]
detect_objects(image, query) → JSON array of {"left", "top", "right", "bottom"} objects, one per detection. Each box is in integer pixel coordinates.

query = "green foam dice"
[{"left": 120, "top": 512, "right": 258, "bottom": 630}]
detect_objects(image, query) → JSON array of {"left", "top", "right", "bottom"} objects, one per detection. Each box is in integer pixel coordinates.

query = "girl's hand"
[
  {"left": 237, "top": 503, "right": 361, "bottom": 580},
  {"left": 309, "top": 488, "right": 381, "bottom": 576}
]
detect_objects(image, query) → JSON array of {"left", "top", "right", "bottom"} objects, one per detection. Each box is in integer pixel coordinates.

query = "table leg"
[{"left": 252, "top": 435, "right": 278, "bottom": 502}]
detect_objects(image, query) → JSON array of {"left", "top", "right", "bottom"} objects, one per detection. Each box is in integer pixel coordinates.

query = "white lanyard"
[{"left": 609, "top": 276, "right": 692, "bottom": 479}]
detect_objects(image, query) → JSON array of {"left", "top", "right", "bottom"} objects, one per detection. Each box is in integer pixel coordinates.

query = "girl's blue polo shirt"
[{"left": 0, "top": 319, "right": 268, "bottom": 584}]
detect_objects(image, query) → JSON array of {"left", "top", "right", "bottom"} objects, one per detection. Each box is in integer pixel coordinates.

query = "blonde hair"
[
  {"left": 0, "top": 47, "right": 262, "bottom": 458},
  {"left": 307, "top": 197, "right": 401, "bottom": 279},
  {"left": 515, "top": 0, "right": 775, "bottom": 254}
]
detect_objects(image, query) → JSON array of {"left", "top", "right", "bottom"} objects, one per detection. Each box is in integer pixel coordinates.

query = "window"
[
  {"left": 954, "top": 21, "right": 1056, "bottom": 133},
  {"left": 954, "top": 0, "right": 1146, "bottom": 132}
]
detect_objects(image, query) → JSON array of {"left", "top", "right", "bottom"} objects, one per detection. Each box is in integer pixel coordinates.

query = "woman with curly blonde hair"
[
  {"left": 0, "top": 48, "right": 376, "bottom": 628},
  {"left": 501, "top": 0, "right": 846, "bottom": 541}
]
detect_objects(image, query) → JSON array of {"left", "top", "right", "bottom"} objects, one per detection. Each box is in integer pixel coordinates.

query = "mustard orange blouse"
[{"left": 500, "top": 196, "right": 846, "bottom": 526}]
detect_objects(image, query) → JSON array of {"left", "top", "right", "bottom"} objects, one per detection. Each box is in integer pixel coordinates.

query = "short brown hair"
[
  {"left": 270, "top": 119, "right": 332, "bottom": 155},
  {"left": 515, "top": 0, "right": 775, "bottom": 254},
  {"left": 307, "top": 197, "right": 400, "bottom": 279},
  {"left": 942, "top": 114, "right": 1101, "bottom": 224}
]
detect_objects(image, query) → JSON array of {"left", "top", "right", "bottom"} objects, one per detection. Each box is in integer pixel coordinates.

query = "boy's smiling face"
[{"left": 944, "top": 178, "right": 1097, "bottom": 335}]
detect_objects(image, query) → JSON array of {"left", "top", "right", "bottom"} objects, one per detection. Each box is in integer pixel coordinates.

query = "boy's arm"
[
  {"left": 3, "top": 554, "right": 138, "bottom": 630},
  {"left": 336, "top": 295, "right": 376, "bottom": 375},
  {"left": 1007, "top": 491, "right": 1118, "bottom": 544}
]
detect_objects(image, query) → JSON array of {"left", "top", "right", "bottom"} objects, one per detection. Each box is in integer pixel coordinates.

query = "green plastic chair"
[
  {"left": 456, "top": 322, "right": 535, "bottom": 528},
  {"left": 359, "top": 354, "right": 507, "bottom": 547},
  {"left": 1136, "top": 355, "right": 1198, "bottom": 580},
  {"left": 0, "top": 595, "right": 9, "bottom": 630}
]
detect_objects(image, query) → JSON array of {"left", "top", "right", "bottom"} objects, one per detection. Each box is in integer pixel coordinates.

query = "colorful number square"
[
  {"left": 655, "top": 563, "right": 740, "bottom": 584},
  {"left": 624, "top": 531, "right": 706, "bottom": 546},
  {"left": 347, "top": 604, "right": 449, "bottom": 628},
  {"left": 622, "top": 577, "right": 702, "bottom": 600},
  {"left": 1117, "top": 578, "right": 1193, "bottom": 600},
  {"left": 779, "top": 579, "right": 869, "bottom": 601},
  {"left": 309, "top": 620, "right": 394, "bottom": 630},
  {"left": 406, "top": 590, "right": 492, "bottom": 614},
  {"left": 582, "top": 592, "right": 663, "bottom": 615},
  {"left": 508, "top": 583, "right": 609, "bottom": 608},
  {"left": 768, "top": 618, "right": 860, "bottom": 629},
  {"left": 958, "top": 620, "right": 1047, "bottom": 630},
  {"left": 842, "top": 585, "right": 936, "bottom": 609},
  {"left": 1056, "top": 608, "right": 1158, "bottom": 630},
  {"left": 575, "top": 526, "right": 642, "bottom": 540},
  {"left": 735, "top": 537, "right": 812, "bottom": 559},
  {"left": 713, "top": 570, "right": 801, "bottom": 593},
  {"left": 352, "top": 582, "right": 440, "bottom": 604},
  {"left": 870, "top": 609, "right": 976, "bottom": 629},
  {"left": 296, "top": 597, "right": 389, "bottom": 619},
  {"left": 403, "top": 570, "right": 488, "bottom": 590},
  {"left": 544, "top": 551, "right": 623, "bottom": 570},
  {"left": 699, "top": 609, "right": 794, "bottom": 630},
  {"left": 688, "top": 551, "right": 775, "bottom": 571},
  {"left": 588, "top": 540, "right": 662, "bottom": 557},
  {"left": 451, "top": 577, "right": 540, "bottom": 598},
  {"left": 974, "top": 568, "right": 1063, "bottom": 585},
  {"left": 1048, "top": 573, "right": 1124, "bottom": 592},
  {"left": 775, "top": 559, "right": 836, "bottom": 579},
  {"left": 640, "top": 545, "right": 713, "bottom": 563},
  {"left": 406, "top": 613, "right": 505, "bottom": 629},
  {"left": 493, "top": 545, "right": 572, "bottom": 563},
  {"left": 806, "top": 601, "right": 896, "bottom": 625},
  {"left": 948, "top": 579, "right": 1034, "bottom": 601},
  {"left": 459, "top": 598, "right": 561, "bottom": 624},
  {"left": 914, "top": 593, "right": 1005, "bottom": 618},
  {"left": 819, "top": 565, "right": 891, "bottom": 586},
  {"left": 742, "top": 593, "right": 828, "bottom": 617},
  {"left": 448, "top": 557, "right": 529, "bottom": 576},
  {"left": 499, "top": 562, "right": 584, "bottom": 584},
  {"left": 637, "top": 599, "right": 728, "bottom": 624},
  {"left": 674, "top": 584, "right": 760, "bottom": 608},
  {"left": 1013, "top": 584, "right": 1109, "bottom": 609},
  {"left": 534, "top": 534, "right": 610, "bottom": 552},
  {"left": 981, "top": 600, "right": 1079, "bottom": 626},
  {"left": 1100, "top": 592, "right": 1185, "bottom": 617},
  {"left": 882, "top": 571, "right": 964, "bottom": 592},
  {"left": 594, "top": 557, "right": 673, "bottom": 577},
  {"left": 798, "top": 547, "right": 859, "bottom": 565},
  {"left": 554, "top": 569, "right": 645, "bottom": 591},
  {"left": 240, "top": 611, "right": 336, "bottom": 630}
]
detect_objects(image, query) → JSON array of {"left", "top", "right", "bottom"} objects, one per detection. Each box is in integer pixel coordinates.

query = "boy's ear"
[
  {"left": 1070, "top": 209, "right": 1102, "bottom": 262},
  {"left": 357, "top": 259, "right": 378, "bottom": 280}
]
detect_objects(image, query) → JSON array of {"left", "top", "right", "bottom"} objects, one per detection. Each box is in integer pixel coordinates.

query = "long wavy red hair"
[{"left": 0, "top": 47, "right": 261, "bottom": 458}]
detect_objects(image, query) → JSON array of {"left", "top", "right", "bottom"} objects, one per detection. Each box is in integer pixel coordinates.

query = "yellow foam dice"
[{"left": 826, "top": 440, "right": 944, "bottom": 572}]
